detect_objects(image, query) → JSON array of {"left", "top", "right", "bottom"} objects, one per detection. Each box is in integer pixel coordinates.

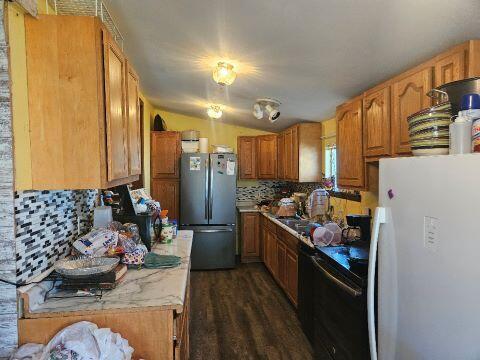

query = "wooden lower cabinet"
[
  {"left": 261, "top": 216, "right": 298, "bottom": 307},
  {"left": 18, "top": 280, "right": 191, "bottom": 360},
  {"left": 152, "top": 179, "right": 180, "bottom": 221},
  {"left": 285, "top": 247, "right": 298, "bottom": 306},
  {"left": 240, "top": 212, "right": 261, "bottom": 262}
]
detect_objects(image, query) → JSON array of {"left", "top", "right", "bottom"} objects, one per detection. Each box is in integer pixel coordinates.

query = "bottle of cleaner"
[{"left": 460, "top": 94, "right": 480, "bottom": 152}]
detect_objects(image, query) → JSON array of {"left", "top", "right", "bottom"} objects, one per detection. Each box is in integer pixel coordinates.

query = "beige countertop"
[
  {"left": 260, "top": 212, "right": 315, "bottom": 249},
  {"left": 19, "top": 230, "right": 193, "bottom": 318}
]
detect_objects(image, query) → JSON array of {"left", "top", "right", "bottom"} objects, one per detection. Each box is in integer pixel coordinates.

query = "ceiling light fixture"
[
  {"left": 212, "top": 62, "right": 236, "bottom": 86},
  {"left": 252, "top": 98, "right": 281, "bottom": 123},
  {"left": 207, "top": 104, "right": 223, "bottom": 119}
]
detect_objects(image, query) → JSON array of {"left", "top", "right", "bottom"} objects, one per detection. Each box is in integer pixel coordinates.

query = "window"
[{"left": 324, "top": 144, "right": 336, "bottom": 186}]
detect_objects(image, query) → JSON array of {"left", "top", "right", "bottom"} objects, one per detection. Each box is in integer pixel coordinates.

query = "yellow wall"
[
  {"left": 320, "top": 118, "right": 379, "bottom": 219},
  {"left": 9, "top": 2, "right": 32, "bottom": 190},
  {"left": 9, "top": 0, "right": 55, "bottom": 190},
  {"left": 153, "top": 109, "right": 272, "bottom": 154}
]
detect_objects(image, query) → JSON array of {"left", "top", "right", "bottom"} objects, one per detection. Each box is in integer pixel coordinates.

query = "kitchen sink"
[{"left": 277, "top": 218, "right": 318, "bottom": 235}]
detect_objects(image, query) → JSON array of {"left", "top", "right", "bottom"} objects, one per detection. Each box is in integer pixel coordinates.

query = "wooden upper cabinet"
[
  {"left": 434, "top": 47, "right": 467, "bottom": 87},
  {"left": 24, "top": 15, "right": 138, "bottom": 190},
  {"left": 277, "top": 133, "right": 285, "bottom": 180},
  {"left": 126, "top": 63, "right": 141, "bottom": 176},
  {"left": 104, "top": 35, "right": 129, "bottom": 182},
  {"left": 391, "top": 68, "right": 433, "bottom": 156},
  {"left": 256, "top": 135, "right": 278, "bottom": 179},
  {"left": 151, "top": 132, "right": 181, "bottom": 179},
  {"left": 237, "top": 136, "right": 257, "bottom": 180},
  {"left": 282, "top": 124, "right": 322, "bottom": 182},
  {"left": 363, "top": 86, "right": 391, "bottom": 157},
  {"left": 284, "top": 128, "right": 293, "bottom": 180},
  {"left": 336, "top": 97, "right": 364, "bottom": 189}
]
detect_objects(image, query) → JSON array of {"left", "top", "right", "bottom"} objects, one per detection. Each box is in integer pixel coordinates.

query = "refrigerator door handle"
[
  {"left": 204, "top": 158, "right": 209, "bottom": 220},
  {"left": 193, "top": 228, "right": 233, "bottom": 233},
  {"left": 368, "top": 207, "right": 386, "bottom": 360},
  {"left": 209, "top": 156, "right": 213, "bottom": 220}
]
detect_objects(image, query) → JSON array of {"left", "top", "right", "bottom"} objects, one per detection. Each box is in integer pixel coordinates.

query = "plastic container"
[
  {"left": 93, "top": 206, "right": 113, "bottom": 228},
  {"left": 449, "top": 115, "right": 472, "bottom": 154},
  {"left": 460, "top": 93, "right": 480, "bottom": 152}
]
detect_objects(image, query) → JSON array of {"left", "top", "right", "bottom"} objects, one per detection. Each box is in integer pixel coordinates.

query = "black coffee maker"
[{"left": 342, "top": 214, "right": 372, "bottom": 243}]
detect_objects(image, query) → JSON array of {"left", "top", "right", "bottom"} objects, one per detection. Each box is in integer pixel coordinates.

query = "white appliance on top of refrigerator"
[
  {"left": 368, "top": 154, "right": 480, "bottom": 360},
  {"left": 180, "top": 153, "right": 237, "bottom": 270}
]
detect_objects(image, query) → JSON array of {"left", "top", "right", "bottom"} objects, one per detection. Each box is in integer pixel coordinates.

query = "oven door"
[{"left": 311, "top": 256, "right": 370, "bottom": 360}]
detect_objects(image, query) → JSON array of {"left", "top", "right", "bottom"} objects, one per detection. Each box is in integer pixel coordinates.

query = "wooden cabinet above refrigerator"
[{"left": 23, "top": 15, "right": 140, "bottom": 190}]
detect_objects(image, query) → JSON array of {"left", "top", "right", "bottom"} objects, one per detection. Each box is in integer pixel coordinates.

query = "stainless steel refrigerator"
[{"left": 180, "top": 153, "right": 236, "bottom": 270}]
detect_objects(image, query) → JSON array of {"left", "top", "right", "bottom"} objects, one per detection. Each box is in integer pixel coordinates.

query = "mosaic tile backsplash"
[
  {"left": 14, "top": 190, "right": 97, "bottom": 283},
  {"left": 236, "top": 181, "right": 287, "bottom": 202}
]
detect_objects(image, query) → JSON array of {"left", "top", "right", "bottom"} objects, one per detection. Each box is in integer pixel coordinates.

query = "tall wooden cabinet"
[
  {"left": 237, "top": 136, "right": 257, "bottom": 179},
  {"left": 336, "top": 97, "right": 365, "bottom": 189},
  {"left": 151, "top": 131, "right": 181, "bottom": 221},
  {"left": 24, "top": 15, "right": 140, "bottom": 189},
  {"left": 256, "top": 135, "right": 278, "bottom": 179},
  {"left": 277, "top": 133, "right": 285, "bottom": 180}
]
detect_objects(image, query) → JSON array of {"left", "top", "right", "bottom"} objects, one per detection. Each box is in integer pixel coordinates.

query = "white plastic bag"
[{"left": 10, "top": 321, "right": 134, "bottom": 360}]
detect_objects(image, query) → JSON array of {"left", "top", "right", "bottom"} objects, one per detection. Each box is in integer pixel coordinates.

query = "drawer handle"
[{"left": 311, "top": 257, "right": 362, "bottom": 297}]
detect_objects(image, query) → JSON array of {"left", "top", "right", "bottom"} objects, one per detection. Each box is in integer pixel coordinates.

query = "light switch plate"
[{"left": 424, "top": 216, "right": 439, "bottom": 252}]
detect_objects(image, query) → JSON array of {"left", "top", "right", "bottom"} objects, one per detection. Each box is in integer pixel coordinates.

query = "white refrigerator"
[{"left": 368, "top": 154, "right": 480, "bottom": 360}]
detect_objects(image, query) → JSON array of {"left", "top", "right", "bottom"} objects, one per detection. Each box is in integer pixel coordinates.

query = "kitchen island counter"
[
  {"left": 17, "top": 231, "right": 193, "bottom": 360},
  {"left": 20, "top": 230, "right": 193, "bottom": 318}
]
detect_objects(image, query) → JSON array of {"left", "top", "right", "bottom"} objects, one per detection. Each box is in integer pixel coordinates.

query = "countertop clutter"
[{"left": 19, "top": 231, "right": 193, "bottom": 317}]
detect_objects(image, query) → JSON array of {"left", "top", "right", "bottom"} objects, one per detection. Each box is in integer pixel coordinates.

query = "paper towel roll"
[{"left": 199, "top": 138, "right": 209, "bottom": 153}]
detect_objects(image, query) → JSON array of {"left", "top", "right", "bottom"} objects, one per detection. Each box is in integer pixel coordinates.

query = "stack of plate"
[{"left": 407, "top": 102, "right": 452, "bottom": 155}]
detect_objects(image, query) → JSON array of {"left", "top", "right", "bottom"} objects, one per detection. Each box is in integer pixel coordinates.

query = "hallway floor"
[{"left": 189, "top": 263, "right": 314, "bottom": 360}]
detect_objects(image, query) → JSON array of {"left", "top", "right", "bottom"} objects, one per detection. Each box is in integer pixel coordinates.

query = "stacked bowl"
[{"left": 407, "top": 102, "right": 452, "bottom": 156}]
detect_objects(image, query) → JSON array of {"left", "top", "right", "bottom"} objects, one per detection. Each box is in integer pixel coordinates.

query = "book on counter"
[{"left": 59, "top": 264, "right": 128, "bottom": 290}]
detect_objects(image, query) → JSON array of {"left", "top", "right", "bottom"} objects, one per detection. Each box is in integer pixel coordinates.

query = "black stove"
[{"left": 315, "top": 242, "right": 370, "bottom": 288}]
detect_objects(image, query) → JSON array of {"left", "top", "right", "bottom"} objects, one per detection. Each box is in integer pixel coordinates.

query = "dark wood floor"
[{"left": 190, "top": 263, "right": 314, "bottom": 360}]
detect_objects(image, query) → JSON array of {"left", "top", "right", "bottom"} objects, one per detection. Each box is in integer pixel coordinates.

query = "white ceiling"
[{"left": 105, "top": 0, "right": 480, "bottom": 131}]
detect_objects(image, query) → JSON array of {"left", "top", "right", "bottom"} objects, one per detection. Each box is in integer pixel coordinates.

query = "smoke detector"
[{"left": 252, "top": 98, "right": 281, "bottom": 123}]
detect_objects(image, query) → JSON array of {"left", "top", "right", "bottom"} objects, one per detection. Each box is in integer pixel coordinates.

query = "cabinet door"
[
  {"left": 126, "top": 64, "right": 141, "bottom": 176},
  {"left": 104, "top": 34, "right": 129, "bottom": 181},
  {"left": 151, "top": 179, "right": 180, "bottom": 221},
  {"left": 363, "top": 87, "right": 391, "bottom": 157},
  {"left": 291, "top": 126, "right": 299, "bottom": 180},
  {"left": 151, "top": 132, "right": 181, "bottom": 178},
  {"left": 336, "top": 98, "right": 364, "bottom": 189},
  {"left": 435, "top": 50, "right": 466, "bottom": 87},
  {"left": 277, "top": 239, "right": 287, "bottom": 287},
  {"left": 277, "top": 133, "right": 285, "bottom": 180},
  {"left": 284, "top": 129, "right": 293, "bottom": 180},
  {"left": 265, "top": 229, "right": 278, "bottom": 276},
  {"left": 257, "top": 135, "right": 277, "bottom": 179},
  {"left": 241, "top": 213, "right": 260, "bottom": 262},
  {"left": 391, "top": 68, "right": 432, "bottom": 156},
  {"left": 237, "top": 136, "right": 257, "bottom": 179},
  {"left": 285, "top": 248, "right": 298, "bottom": 306}
]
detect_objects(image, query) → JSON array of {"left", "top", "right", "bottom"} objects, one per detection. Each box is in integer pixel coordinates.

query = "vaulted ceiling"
[{"left": 106, "top": 0, "right": 480, "bottom": 131}]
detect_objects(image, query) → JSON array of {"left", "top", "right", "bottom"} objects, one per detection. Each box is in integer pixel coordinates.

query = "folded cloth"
[{"left": 143, "top": 253, "right": 181, "bottom": 269}]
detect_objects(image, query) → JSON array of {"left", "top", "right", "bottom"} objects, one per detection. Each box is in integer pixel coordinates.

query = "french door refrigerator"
[
  {"left": 180, "top": 153, "right": 236, "bottom": 270},
  {"left": 368, "top": 154, "right": 480, "bottom": 360}
]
